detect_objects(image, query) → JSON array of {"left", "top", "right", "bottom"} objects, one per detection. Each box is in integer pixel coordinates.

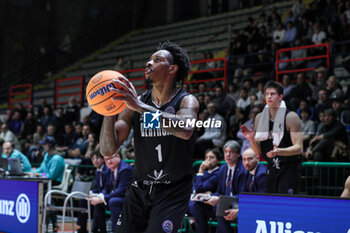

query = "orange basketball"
[{"left": 86, "top": 70, "right": 127, "bottom": 116}]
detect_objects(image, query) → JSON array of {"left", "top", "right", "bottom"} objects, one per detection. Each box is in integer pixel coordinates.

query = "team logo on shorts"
[
  {"left": 143, "top": 110, "right": 161, "bottom": 129},
  {"left": 162, "top": 220, "right": 173, "bottom": 233}
]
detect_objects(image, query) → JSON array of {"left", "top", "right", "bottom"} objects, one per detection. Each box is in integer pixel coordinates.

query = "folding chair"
[{"left": 43, "top": 180, "right": 92, "bottom": 233}]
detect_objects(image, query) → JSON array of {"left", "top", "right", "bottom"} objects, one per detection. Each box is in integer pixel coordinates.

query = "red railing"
[
  {"left": 9, "top": 84, "right": 32, "bottom": 109},
  {"left": 275, "top": 43, "right": 330, "bottom": 81},
  {"left": 55, "top": 76, "right": 83, "bottom": 108},
  {"left": 187, "top": 57, "right": 227, "bottom": 91}
]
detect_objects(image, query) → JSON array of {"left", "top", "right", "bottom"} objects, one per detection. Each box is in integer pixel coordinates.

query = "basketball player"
[
  {"left": 241, "top": 81, "right": 303, "bottom": 194},
  {"left": 100, "top": 41, "right": 199, "bottom": 232}
]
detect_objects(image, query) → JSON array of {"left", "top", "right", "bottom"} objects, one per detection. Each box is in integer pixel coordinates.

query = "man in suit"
[
  {"left": 77, "top": 150, "right": 108, "bottom": 233},
  {"left": 242, "top": 148, "right": 266, "bottom": 193},
  {"left": 88, "top": 152, "right": 133, "bottom": 233},
  {"left": 189, "top": 148, "right": 221, "bottom": 215},
  {"left": 193, "top": 140, "right": 245, "bottom": 233}
]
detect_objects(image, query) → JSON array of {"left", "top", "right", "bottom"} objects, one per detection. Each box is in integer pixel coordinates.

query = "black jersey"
[
  {"left": 132, "top": 88, "right": 195, "bottom": 184},
  {"left": 260, "top": 110, "right": 301, "bottom": 165}
]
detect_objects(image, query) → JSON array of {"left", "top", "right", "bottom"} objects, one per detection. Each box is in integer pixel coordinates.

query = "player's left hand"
[
  {"left": 110, "top": 76, "right": 143, "bottom": 112},
  {"left": 266, "top": 144, "right": 278, "bottom": 158},
  {"left": 224, "top": 208, "right": 239, "bottom": 221}
]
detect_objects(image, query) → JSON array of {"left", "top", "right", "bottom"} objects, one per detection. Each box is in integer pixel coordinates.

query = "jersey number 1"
[{"left": 155, "top": 144, "right": 162, "bottom": 162}]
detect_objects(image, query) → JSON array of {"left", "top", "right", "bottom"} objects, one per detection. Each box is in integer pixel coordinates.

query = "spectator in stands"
[
  {"left": 255, "top": 80, "right": 265, "bottom": 101},
  {"left": 300, "top": 108, "right": 316, "bottom": 150},
  {"left": 234, "top": 44, "right": 259, "bottom": 80},
  {"left": 65, "top": 97, "right": 80, "bottom": 126},
  {"left": 20, "top": 112, "right": 37, "bottom": 144},
  {"left": 296, "top": 99, "right": 315, "bottom": 120},
  {"left": 315, "top": 89, "right": 332, "bottom": 118},
  {"left": 36, "top": 98, "right": 48, "bottom": 119},
  {"left": 326, "top": 24, "right": 342, "bottom": 44},
  {"left": 282, "top": 74, "right": 294, "bottom": 105},
  {"left": 292, "top": 0, "right": 305, "bottom": 20},
  {"left": 212, "top": 84, "right": 235, "bottom": 122},
  {"left": 0, "top": 123, "right": 20, "bottom": 150},
  {"left": 323, "top": 0, "right": 338, "bottom": 25},
  {"left": 236, "top": 87, "right": 251, "bottom": 117},
  {"left": 194, "top": 102, "right": 226, "bottom": 159},
  {"left": 289, "top": 72, "right": 313, "bottom": 110},
  {"left": 8, "top": 110, "right": 23, "bottom": 137},
  {"left": 316, "top": 110, "right": 326, "bottom": 135},
  {"left": 32, "top": 124, "right": 46, "bottom": 146},
  {"left": 226, "top": 83, "right": 240, "bottom": 103},
  {"left": 77, "top": 150, "right": 108, "bottom": 233},
  {"left": 311, "top": 70, "right": 327, "bottom": 102},
  {"left": 278, "top": 52, "right": 290, "bottom": 71},
  {"left": 237, "top": 106, "right": 261, "bottom": 154},
  {"left": 341, "top": 176, "right": 350, "bottom": 198},
  {"left": 40, "top": 105, "right": 57, "bottom": 132},
  {"left": 68, "top": 124, "right": 90, "bottom": 158},
  {"left": 46, "top": 124, "right": 63, "bottom": 147},
  {"left": 325, "top": 75, "right": 344, "bottom": 100},
  {"left": 77, "top": 132, "right": 100, "bottom": 179},
  {"left": 304, "top": 109, "right": 348, "bottom": 162},
  {"left": 312, "top": 22, "right": 327, "bottom": 45},
  {"left": 257, "top": 13, "right": 268, "bottom": 29},
  {"left": 332, "top": 97, "right": 346, "bottom": 121},
  {"left": 2, "top": 141, "right": 31, "bottom": 172},
  {"left": 291, "top": 38, "right": 307, "bottom": 69},
  {"left": 273, "top": 23, "right": 286, "bottom": 45},
  {"left": 284, "top": 10, "right": 296, "bottom": 26},
  {"left": 190, "top": 148, "right": 221, "bottom": 216},
  {"left": 57, "top": 123, "right": 77, "bottom": 153},
  {"left": 297, "top": 17, "right": 313, "bottom": 44},
  {"left": 199, "top": 140, "right": 245, "bottom": 233},
  {"left": 88, "top": 152, "right": 133, "bottom": 233},
  {"left": 75, "top": 123, "right": 83, "bottom": 139},
  {"left": 267, "top": 9, "right": 281, "bottom": 29},
  {"left": 55, "top": 107, "right": 66, "bottom": 134},
  {"left": 255, "top": 49, "right": 273, "bottom": 74},
  {"left": 242, "top": 148, "right": 266, "bottom": 193}
]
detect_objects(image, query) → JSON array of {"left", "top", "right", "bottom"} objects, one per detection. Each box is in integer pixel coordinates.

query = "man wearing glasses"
[{"left": 87, "top": 151, "right": 133, "bottom": 233}]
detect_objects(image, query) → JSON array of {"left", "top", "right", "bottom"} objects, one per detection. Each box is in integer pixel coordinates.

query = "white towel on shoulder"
[{"left": 255, "top": 100, "right": 286, "bottom": 146}]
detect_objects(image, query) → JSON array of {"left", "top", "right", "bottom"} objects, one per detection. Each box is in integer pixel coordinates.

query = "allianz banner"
[
  {"left": 239, "top": 193, "right": 350, "bottom": 233},
  {"left": 0, "top": 179, "right": 38, "bottom": 233}
]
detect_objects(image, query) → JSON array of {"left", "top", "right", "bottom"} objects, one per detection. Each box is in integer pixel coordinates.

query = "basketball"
[{"left": 86, "top": 70, "right": 126, "bottom": 116}]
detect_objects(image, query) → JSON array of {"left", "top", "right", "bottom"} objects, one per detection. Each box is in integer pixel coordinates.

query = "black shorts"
[
  {"left": 115, "top": 176, "right": 192, "bottom": 233},
  {"left": 266, "top": 161, "right": 301, "bottom": 194}
]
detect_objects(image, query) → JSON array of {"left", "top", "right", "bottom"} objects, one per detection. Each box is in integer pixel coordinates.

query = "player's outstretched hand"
[
  {"left": 240, "top": 125, "right": 255, "bottom": 141},
  {"left": 110, "top": 76, "right": 143, "bottom": 112}
]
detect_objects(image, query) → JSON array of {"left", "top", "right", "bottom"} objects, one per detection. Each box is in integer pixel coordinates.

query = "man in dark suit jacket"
[
  {"left": 194, "top": 140, "right": 246, "bottom": 233},
  {"left": 189, "top": 148, "right": 221, "bottom": 215},
  {"left": 242, "top": 148, "right": 266, "bottom": 193},
  {"left": 77, "top": 150, "right": 109, "bottom": 233},
  {"left": 88, "top": 153, "right": 133, "bottom": 233}
]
